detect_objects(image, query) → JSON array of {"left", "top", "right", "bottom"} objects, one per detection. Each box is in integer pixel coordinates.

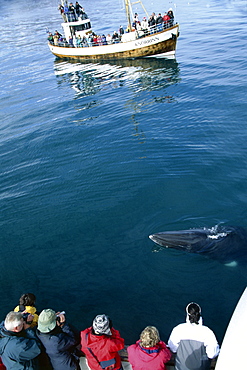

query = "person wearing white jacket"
[{"left": 168, "top": 302, "right": 220, "bottom": 370}]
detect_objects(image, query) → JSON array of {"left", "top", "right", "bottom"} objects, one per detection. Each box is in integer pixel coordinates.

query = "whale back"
[{"left": 149, "top": 226, "right": 247, "bottom": 265}]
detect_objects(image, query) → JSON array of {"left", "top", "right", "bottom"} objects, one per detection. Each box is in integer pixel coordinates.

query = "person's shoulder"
[
  {"left": 25, "top": 306, "right": 37, "bottom": 315},
  {"left": 127, "top": 342, "right": 138, "bottom": 350},
  {"left": 201, "top": 324, "right": 217, "bottom": 336},
  {"left": 172, "top": 322, "right": 187, "bottom": 330},
  {"left": 127, "top": 343, "right": 138, "bottom": 355},
  {"left": 80, "top": 326, "right": 91, "bottom": 334}
]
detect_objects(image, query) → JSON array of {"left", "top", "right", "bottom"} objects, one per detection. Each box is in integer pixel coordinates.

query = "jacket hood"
[{"left": 134, "top": 340, "right": 165, "bottom": 362}]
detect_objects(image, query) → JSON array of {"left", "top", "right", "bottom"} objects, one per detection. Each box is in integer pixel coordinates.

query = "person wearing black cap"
[{"left": 168, "top": 302, "right": 220, "bottom": 370}]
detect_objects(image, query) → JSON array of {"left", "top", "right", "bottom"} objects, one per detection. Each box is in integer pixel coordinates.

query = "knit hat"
[
  {"left": 38, "top": 309, "right": 57, "bottom": 333},
  {"left": 93, "top": 314, "right": 112, "bottom": 335}
]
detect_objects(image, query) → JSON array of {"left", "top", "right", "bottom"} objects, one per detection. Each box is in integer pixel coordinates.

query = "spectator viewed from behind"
[
  {"left": 127, "top": 325, "right": 172, "bottom": 370},
  {"left": 37, "top": 309, "right": 80, "bottom": 370},
  {"left": 168, "top": 302, "right": 220, "bottom": 370},
  {"left": 80, "top": 314, "right": 124, "bottom": 370},
  {"left": 0, "top": 311, "right": 41, "bottom": 370},
  {"left": 14, "top": 293, "right": 39, "bottom": 328}
]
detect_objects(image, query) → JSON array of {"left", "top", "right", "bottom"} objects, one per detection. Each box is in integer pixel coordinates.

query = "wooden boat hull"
[{"left": 48, "top": 24, "right": 179, "bottom": 60}]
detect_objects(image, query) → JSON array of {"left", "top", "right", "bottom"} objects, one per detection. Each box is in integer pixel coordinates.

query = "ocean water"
[{"left": 1, "top": 0, "right": 247, "bottom": 346}]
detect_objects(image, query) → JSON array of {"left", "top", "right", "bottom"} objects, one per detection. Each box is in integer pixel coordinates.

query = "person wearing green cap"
[{"left": 37, "top": 309, "right": 80, "bottom": 370}]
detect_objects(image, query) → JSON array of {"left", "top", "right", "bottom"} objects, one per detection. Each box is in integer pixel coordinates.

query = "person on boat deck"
[
  {"left": 47, "top": 32, "right": 54, "bottom": 43},
  {"left": 69, "top": 36, "right": 74, "bottom": 47},
  {"left": 14, "top": 293, "right": 39, "bottom": 328},
  {"left": 167, "top": 8, "right": 174, "bottom": 25},
  {"left": 141, "top": 17, "right": 148, "bottom": 34},
  {"left": 134, "top": 12, "right": 139, "bottom": 22},
  {"left": 168, "top": 302, "right": 220, "bottom": 370},
  {"left": 58, "top": 4, "right": 67, "bottom": 22},
  {"left": 55, "top": 30, "right": 62, "bottom": 37},
  {"left": 36, "top": 309, "right": 81, "bottom": 370},
  {"left": 119, "top": 25, "right": 124, "bottom": 39},
  {"left": 63, "top": 1, "right": 69, "bottom": 22},
  {"left": 156, "top": 13, "right": 163, "bottom": 31},
  {"left": 127, "top": 326, "right": 172, "bottom": 370},
  {"left": 0, "top": 311, "right": 41, "bottom": 370},
  {"left": 106, "top": 34, "right": 112, "bottom": 44},
  {"left": 148, "top": 14, "right": 156, "bottom": 30},
  {"left": 87, "top": 34, "right": 94, "bottom": 47},
  {"left": 76, "top": 35, "right": 82, "bottom": 47},
  {"left": 80, "top": 314, "right": 125, "bottom": 370},
  {"left": 162, "top": 13, "right": 170, "bottom": 29},
  {"left": 101, "top": 34, "right": 107, "bottom": 45},
  {"left": 93, "top": 34, "right": 98, "bottom": 46},
  {"left": 112, "top": 31, "right": 119, "bottom": 44},
  {"left": 75, "top": 1, "right": 82, "bottom": 18},
  {"left": 68, "top": 2, "right": 76, "bottom": 22}
]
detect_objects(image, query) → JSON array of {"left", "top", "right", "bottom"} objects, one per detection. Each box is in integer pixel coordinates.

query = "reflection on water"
[{"left": 53, "top": 58, "right": 181, "bottom": 96}]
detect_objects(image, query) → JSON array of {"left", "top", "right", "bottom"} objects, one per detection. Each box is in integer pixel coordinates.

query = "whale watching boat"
[{"left": 47, "top": 0, "right": 179, "bottom": 60}]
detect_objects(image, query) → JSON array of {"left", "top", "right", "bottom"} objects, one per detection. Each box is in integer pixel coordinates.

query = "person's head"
[
  {"left": 38, "top": 309, "right": 57, "bottom": 333},
  {"left": 186, "top": 302, "right": 201, "bottom": 324},
  {"left": 92, "top": 314, "right": 112, "bottom": 335},
  {"left": 140, "top": 326, "right": 160, "bottom": 348},
  {"left": 19, "top": 293, "right": 36, "bottom": 307},
  {"left": 5, "top": 312, "right": 24, "bottom": 332}
]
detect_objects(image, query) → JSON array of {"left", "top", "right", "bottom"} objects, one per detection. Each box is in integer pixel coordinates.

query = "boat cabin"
[{"left": 62, "top": 18, "right": 92, "bottom": 42}]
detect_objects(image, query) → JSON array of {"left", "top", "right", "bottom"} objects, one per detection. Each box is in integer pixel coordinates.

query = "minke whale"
[{"left": 149, "top": 225, "right": 247, "bottom": 266}]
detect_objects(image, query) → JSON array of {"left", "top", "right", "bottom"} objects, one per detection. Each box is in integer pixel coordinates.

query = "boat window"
[{"left": 73, "top": 22, "right": 91, "bottom": 32}]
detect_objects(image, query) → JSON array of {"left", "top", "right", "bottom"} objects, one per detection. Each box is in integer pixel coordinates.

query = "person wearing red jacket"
[
  {"left": 127, "top": 326, "right": 171, "bottom": 370},
  {"left": 80, "top": 314, "right": 124, "bottom": 370}
]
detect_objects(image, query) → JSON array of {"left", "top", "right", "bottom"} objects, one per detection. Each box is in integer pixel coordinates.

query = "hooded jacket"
[
  {"left": 168, "top": 320, "right": 220, "bottom": 370},
  {"left": 127, "top": 340, "right": 171, "bottom": 370},
  {"left": 0, "top": 321, "right": 41, "bottom": 370},
  {"left": 80, "top": 327, "right": 124, "bottom": 370}
]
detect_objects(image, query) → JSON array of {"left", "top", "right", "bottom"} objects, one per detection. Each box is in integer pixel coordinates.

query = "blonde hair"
[{"left": 140, "top": 326, "right": 160, "bottom": 348}]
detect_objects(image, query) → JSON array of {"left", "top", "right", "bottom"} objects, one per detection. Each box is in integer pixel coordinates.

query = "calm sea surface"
[{"left": 1, "top": 0, "right": 247, "bottom": 345}]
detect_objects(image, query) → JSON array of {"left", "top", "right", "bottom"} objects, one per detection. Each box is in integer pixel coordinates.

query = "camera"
[
  {"left": 56, "top": 311, "right": 65, "bottom": 323},
  {"left": 22, "top": 312, "right": 33, "bottom": 324}
]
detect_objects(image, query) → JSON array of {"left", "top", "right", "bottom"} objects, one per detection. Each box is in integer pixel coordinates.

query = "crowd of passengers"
[
  {"left": 48, "top": 30, "right": 125, "bottom": 48},
  {"left": 48, "top": 3, "right": 175, "bottom": 48},
  {"left": 0, "top": 293, "right": 220, "bottom": 370},
  {"left": 58, "top": 1, "right": 89, "bottom": 22}
]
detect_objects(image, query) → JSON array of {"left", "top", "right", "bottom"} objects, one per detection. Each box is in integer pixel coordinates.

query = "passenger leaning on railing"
[
  {"left": 168, "top": 302, "right": 220, "bottom": 370},
  {"left": 80, "top": 314, "right": 125, "bottom": 370},
  {"left": 128, "top": 326, "right": 172, "bottom": 370},
  {"left": 162, "top": 12, "right": 171, "bottom": 29}
]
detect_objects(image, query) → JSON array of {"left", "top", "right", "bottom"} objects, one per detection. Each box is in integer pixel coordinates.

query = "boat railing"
[{"left": 60, "top": 11, "right": 89, "bottom": 23}]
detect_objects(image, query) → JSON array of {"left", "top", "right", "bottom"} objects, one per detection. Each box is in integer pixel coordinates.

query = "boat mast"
[
  {"left": 124, "top": 0, "right": 132, "bottom": 32},
  {"left": 131, "top": 0, "right": 148, "bottom": 18},
  {"left": 124, "top": 0, "right": 149, "bottom": 31}
]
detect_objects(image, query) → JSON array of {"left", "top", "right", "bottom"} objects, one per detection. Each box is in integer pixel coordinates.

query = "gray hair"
[
  {"left": 140, "top": 326, "right": 160, "bottom": 348},
  {"left": 5, "top": 311, "right": 23, "bottom": 331}
]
